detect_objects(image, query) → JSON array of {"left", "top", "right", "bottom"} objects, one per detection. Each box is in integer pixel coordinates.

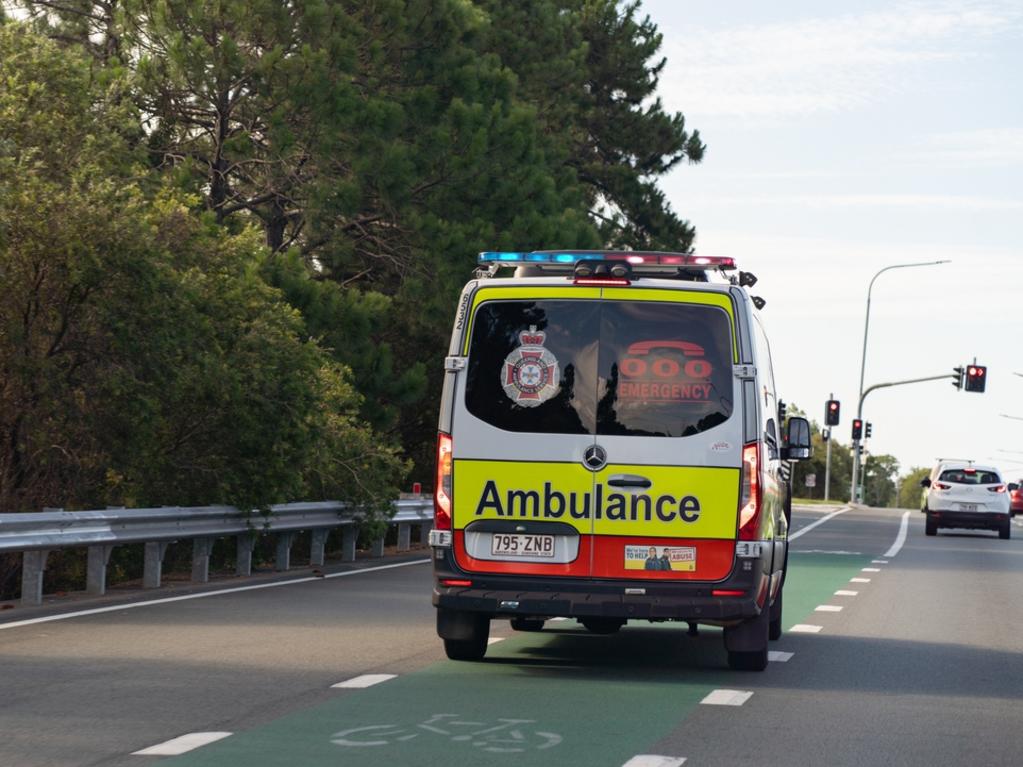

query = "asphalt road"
[{"left": 2, "top": 505, "right": 1021, "bottom": 767}]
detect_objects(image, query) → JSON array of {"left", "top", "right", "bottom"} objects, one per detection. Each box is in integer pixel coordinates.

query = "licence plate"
[
  {"left": 959, "top": 503, "right": 978, "bottom": 512},
  {"left": 491, "top": 534, "right": 555, "bottom": 558}
]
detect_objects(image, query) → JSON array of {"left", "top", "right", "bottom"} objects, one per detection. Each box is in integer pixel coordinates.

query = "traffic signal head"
[
  {"left": 964, "top": 365, "right": 987, "bottom": 392},
  {"left": 825, "top": 399, "right": 841, "bottom": 426},
  {"left": 951, "top": 366, "right": 964, "bottom": 390},
  {"left": 865, "top": 421, "right": 873, "bottom": 439},
  {"left": 852, "top": 418, "right": 863, "bottom": 440}
]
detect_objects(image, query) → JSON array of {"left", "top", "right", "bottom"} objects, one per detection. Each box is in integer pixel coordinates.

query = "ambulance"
[{"left": 429, "top": 251, "right": 812, "bottom": 671}]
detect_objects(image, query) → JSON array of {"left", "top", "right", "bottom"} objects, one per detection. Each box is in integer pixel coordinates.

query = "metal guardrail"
[{"left": 0, "top": 499, "right": 434, "bottom": 607}]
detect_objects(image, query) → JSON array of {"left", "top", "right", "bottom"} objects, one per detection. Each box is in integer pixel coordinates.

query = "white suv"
[{"left": 921, "top": 461, "right": 1011, "bottom": 539}]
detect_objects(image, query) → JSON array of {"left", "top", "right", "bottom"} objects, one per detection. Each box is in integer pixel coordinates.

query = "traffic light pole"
[
  {"left": 851, "top": 260, "right": 950, "bottom": 504},
  {"left": 824, "top": 392, "right": 833, "bottom": 501},
  {"left": 851, "top": 373, "right": 951, "bottom": 502}
]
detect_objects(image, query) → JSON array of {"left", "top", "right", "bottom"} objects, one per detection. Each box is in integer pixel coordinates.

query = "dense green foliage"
[{"left": 2, "top": 1, "right": 700, "bottom": 525}]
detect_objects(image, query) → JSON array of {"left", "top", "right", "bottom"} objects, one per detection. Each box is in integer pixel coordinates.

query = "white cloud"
[
  {"left": 660, "top": 1, "right": 1023, "bottom": 118},
  {"left": 696, "top": 193, "right": 1023, "bottom": 211},
  {"left": 907, "top": 128, "right": 1023, "bottom": 166}
]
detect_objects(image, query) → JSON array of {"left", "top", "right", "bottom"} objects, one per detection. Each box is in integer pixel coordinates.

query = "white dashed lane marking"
[
  {"left": 331, "top": 674, "right": 397, "bottom": 689},
  {"left": 132, "top": 732, "right": 232, "bottom": 756},
  {"left": 862, "top": 567, "right": 882, "bottom": 572},
  {"left": 487, "top": 637, "right": 505, "bottom": 645},
  {"left": 768, "top": 651, "right": 794, "bottom": 662},
  {"left": 622, "top": 755, "right": 686, "bottom": 767},
  {"left": 790, "top": 624, "right": 823, "bottom": 633},
  {"left": 851, "top": 577, "right": 871, "bottom": 583},
  {"left": 872, "top": 559, "right": 889, "bottom": 564},
  {"left": 701, "top": 689, "right": 753, "bottom": 706},
  {"left": 834, "top": 590, "right": 859, "bottom": 596},
  {"left": 815, "top": 605, "right": 843, "bottom": 612}
]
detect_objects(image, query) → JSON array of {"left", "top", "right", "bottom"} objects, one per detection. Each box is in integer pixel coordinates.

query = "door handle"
[{"left": 607, "top": 474, "right": 652, "bottom": 489}]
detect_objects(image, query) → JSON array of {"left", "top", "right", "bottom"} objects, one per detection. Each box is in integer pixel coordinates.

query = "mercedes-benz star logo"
[{"left": 583, "top": 445, "right": 607, "bottom": 471}]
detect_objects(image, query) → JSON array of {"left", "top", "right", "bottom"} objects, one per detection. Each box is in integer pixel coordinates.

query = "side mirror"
[
  {"left": 920, "top": 477, "right": 931, "bottom": 488},
  {"left": 781, "top": 416, "right": 812, "bottom": 460},
  {"left": 1009, "top": 483, "right": 1019, "bottom": 491}
]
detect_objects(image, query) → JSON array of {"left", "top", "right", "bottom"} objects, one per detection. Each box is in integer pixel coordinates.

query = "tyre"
[
  {"left": 769, "top": 591, "right": 783, "bottom": 641},
  {"left": 925, "top": 513, "right": 937, "bottom": 536},
  {"left": 999, "top": 518, "right": 1011, "bottom": 540},
  {"left": 437, "top": 608, "right": 489, "bottom": 661},
  {"left": 510, "top": 617, "right": 545, "bottom": 632},
  {"left": 724, "top": 607, "right": 769, "bottom": 672},
  {"left": 580, "top": 617, "right": 625, "bottom": 634}
]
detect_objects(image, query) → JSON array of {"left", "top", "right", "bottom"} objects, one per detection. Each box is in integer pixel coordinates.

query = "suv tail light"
[
  {"left": 738, "top": 442, "right": 761, "bottom": 540},
  {"left": 435, "top": 432, "right": 453, "bottom": 530},
  {"left": 934, "top": 481, "right": 951, "bottom": 490},
  {"left": 987, "top": 485, "right": 1006, "bottom": 493}
]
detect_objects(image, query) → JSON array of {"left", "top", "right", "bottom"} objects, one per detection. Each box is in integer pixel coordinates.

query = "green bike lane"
[{"left": 164, "top": 551, "right": 872, "bottom": 767}]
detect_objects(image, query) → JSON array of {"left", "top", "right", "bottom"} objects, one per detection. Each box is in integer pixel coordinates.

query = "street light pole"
[{"left": 850, "top": 260, "right": 950, "bottom": 503}]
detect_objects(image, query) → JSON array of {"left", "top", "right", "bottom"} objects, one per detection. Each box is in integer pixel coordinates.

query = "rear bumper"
[
  {"left": 432, "top": 546, "right": 771, "bottom": 624},
  {"left": 928, "top": 510, "right": 1009, "bottom": 530}
]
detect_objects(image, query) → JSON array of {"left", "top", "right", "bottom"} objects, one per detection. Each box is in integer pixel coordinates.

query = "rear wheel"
[
  {"left": 925, "top": 513, "right": 937, "bottom": 536},
  {"left": 769, "top": 591, "right": 783, "bottom": 641},
  {"left": 580, "top": 617, "right": 625, "bottom": 634},
  {"left": 999, "top": 518, "right": 1011, "bottom": 540},
  {"left": 510, "top": 617, "right": 545, "bottom": 632},
  {"left": 724, "top": 607, "right": 769, "bottom": 672},
  {"left": 438, "top": 609, "right": 490, "bottom": 661}
]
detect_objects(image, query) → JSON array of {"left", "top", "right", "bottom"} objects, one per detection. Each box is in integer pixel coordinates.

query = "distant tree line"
[{"left": 0, "top": 2, "right": 701, "bottom": 536}]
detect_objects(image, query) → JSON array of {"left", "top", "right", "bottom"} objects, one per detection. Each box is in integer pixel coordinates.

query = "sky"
[{"left": 641, "top": 0, "right": 1023, "bottom": 483}]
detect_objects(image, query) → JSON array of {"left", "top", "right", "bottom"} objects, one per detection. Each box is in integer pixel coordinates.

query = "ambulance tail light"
[
  {"left": 738, "top": 442, "right": 762, "bottom": 540},
  {"left": 435, "top": 432, "right": 453, "bottom": 530}
]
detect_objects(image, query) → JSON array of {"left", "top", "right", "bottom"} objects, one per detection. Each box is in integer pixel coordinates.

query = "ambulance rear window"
[{"left": 464, "top": 299, "right": 734, "bottom": 437}]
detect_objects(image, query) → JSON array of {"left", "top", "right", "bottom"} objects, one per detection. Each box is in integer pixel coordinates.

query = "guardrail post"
[
  {"left": 370, "top": 535, "right": 385, "bottom": 558},
  {"left": 144, "top": 542, "right": 169, "bottom": 588},
  {"left": 275, "top": 532, "right": 295, "bottom": 571},
  {"left": 192, "top": 537, "right": 213, "bottom": 583},
  {"left": 20, "top": 550, "right": 49, "bottom": 606},
  {"left": 419, "top": 520, "right": 433, "bottom": 545},
  {"left": 310, "top": 529, "right": 328, "bottom": 567},
  {"left": 236, "top": 534, "right": 255, "bottom": 577},
  {"left": 86, "top": 545, "right": 114, "bottom": 596},
  {"left": 341, "top": 526, "right": 357, "bottom": 562},
  {"left": 397, "top": 523, "right": 411, "bottom": 552}
]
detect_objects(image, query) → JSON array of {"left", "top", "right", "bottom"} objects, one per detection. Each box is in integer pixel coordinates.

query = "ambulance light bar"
[{"left": 479, "top": 251, "right": 736, "bottom": 269}]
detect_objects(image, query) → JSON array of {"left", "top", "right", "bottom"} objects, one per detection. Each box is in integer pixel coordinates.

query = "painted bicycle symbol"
[{"left": 330, "top": 713, "right": 563, "bottom": 753}]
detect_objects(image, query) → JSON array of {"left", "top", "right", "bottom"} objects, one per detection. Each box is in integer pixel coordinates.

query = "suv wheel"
[
  {"left": 510, "top": 617, "right": 545, "bottom": 632},
  {"left": 925, "top": 513, "right": 937, "bottom": 536},
  {"left": 580, "top": 617, "right": 625, "bottom": 634},
  {"left": 999, "top": 518, "right": 1011, "bottom": 540}
]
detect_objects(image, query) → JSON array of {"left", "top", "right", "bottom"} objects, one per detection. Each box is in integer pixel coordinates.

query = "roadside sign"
[{"left": 805, "top": 474, "right": 817, "bottom": 488}]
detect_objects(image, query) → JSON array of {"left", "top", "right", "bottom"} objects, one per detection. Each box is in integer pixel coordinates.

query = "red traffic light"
[
  {"left": 965, "top": 364, "right": 987, "bottom": 392},
  {"left": 825, "top": 399, "right": 841, "bottom": 426},
  {"left": 851, "top": 418, "right": 863, "bottom": 440}
]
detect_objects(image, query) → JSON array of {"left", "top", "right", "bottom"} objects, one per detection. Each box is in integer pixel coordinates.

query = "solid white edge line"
[
  {"left": 789, "top": 506, "right": 851, "bottom": 541},
  {"left": 767, "top": 651, "right": 794, "bottom": 662},
  {"left": 331, "top": 674, "right": 397, "bottom": 689},
  {"left": 132, "top": 732, "right": 232, "bottom": 756},
  {"left": 701, "top": 689, "right": 753, "bottom": 706},
  {"left": 883, "top": 511, "right": 910, "bottom": 558},
  {"left": 0, "top": 559, "right": 431, "bottom": 631},
  {"left": 622, "top": 756, "right": 687, "bottom": 767}
]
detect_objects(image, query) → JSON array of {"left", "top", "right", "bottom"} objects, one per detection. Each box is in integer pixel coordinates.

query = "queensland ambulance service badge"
[{"left": 502, "top": 326, "right": 560, "bottom": 407}]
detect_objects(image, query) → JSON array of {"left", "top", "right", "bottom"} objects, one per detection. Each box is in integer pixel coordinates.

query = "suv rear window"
[
  {"left": 464, "top": 299, "right": 734, "bottom": 437},
  {"left": 939, "top": 469, "right": 1001, "bottom": 484}
]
